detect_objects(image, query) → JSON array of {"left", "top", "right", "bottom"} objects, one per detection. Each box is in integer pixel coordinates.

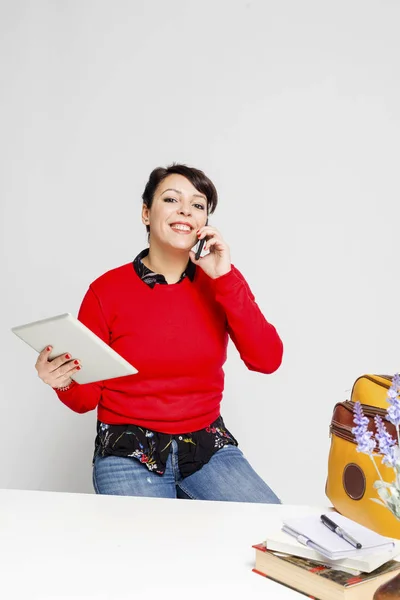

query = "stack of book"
[{"left": 252, "top": 513, "right": 400, "bottom": 599}]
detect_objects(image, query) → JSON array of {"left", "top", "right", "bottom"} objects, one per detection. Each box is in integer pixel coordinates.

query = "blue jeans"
[{"left": 92, "top": 440, "right": 281, "bottom": 503}]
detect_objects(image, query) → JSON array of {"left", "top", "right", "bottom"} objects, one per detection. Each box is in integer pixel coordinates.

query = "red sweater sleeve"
[
  {"left": 212, "top": 265, "right": 283, "bottom": 374},
  {"left": 53, "top": 285, "right": 109, "bottom": 413}
]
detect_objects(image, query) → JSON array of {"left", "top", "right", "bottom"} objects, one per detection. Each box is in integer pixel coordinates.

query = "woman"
[{"left": 36, "top": 163, "right": 284, "bottom": 502}]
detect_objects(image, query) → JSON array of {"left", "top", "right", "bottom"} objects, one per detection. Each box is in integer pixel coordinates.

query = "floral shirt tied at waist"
[{"left": 93, "top": 416, "right": 238, "bottom": 478}]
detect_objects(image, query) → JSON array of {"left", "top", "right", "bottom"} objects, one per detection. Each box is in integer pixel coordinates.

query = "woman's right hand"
[{"left": 35, "top": 346, "right": 81, "bottom": 389}]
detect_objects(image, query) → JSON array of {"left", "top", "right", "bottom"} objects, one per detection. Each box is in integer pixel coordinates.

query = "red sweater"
[{"left": 55, "top": 262, "right": 283, "bottom": 433}]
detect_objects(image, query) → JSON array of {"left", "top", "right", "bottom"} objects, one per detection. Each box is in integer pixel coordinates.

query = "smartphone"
[{"left": 195, "top": 217, "right": 209, "bottom": 260}]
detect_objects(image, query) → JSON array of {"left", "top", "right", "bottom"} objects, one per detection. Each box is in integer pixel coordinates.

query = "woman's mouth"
[{"left": 170, "top": 224, "right": 193, "bottom": 234}]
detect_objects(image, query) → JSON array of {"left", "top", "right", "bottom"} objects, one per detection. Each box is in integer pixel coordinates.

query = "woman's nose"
[{"left": 179, "top": 206, "right": 191, "bottom": 216}]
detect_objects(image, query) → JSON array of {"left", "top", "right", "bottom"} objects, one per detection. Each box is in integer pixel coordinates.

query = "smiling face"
[{"left": 142, "top": 174, "right": 208, "bottom": 251}]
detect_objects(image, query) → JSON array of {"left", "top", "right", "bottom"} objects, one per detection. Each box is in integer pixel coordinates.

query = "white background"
[{"left": 1, "top": 0, "right": 399, "bottom": 504}]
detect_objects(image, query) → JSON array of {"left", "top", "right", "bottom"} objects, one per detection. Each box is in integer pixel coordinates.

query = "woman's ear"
[{"left": 142, "top": 205, "right": 150, "bottom": 225}]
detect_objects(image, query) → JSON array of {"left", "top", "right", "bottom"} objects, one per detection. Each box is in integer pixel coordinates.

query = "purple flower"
[
  {"left": 375, "top": 415, "right": 397, "bottom": 467},
  {"left": 352, "top": 401, "right": 376, "bottom": 455},
  {"left": 387, "top": 373, "right": 400, "bottom": 427},
  {"left": 392, "top": 373, "right": 400, "bottom": 390},
  {"left": 388, "top": 404, "right": 400, "bottom": 427}
]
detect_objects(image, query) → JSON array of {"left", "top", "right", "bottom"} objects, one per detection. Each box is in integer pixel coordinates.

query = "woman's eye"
[{"left": 164, "top": 198, "right": 205, "bottom": 210}]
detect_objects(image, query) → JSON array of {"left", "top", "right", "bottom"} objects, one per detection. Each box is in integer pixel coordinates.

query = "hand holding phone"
[{"left": 195, "top": 217, "right": 209, "bottom": 261}]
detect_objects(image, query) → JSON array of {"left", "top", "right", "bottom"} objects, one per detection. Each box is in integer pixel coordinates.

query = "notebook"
[
  {"left": 282, "top": 513, "right": 395, "bottom": 560},
  {"left": 264, "top": 528, "right": 400, "bottom": 573}
]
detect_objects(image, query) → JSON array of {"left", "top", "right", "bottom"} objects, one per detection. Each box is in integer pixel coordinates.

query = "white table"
[{"left": 0, "top": 488, "right": 331, "bottom": 599}]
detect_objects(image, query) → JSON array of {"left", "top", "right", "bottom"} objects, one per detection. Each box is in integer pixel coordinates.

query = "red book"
[{"left": 252, "top": 543, "right": 400, "bottom": 600}]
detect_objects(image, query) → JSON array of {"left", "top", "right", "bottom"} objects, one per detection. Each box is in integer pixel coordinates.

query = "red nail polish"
[
  {"left": 74, "top": 360, "right": 79, "bottom": 365},
  {"left": 65, "top": 354, "right": 71, "bottom": 359},
  {"left": 46, "top": 346, "right": 51, "bottom": 352},
  {"left": 76, "top": 366, "right": 81, "bottom": 370}
]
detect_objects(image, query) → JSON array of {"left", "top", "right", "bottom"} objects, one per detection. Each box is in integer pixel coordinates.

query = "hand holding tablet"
[
  {"left": 12, "top": 313, "right": 138, "bottom": 386},
  {"left": 35, "top": 345, "right": 83, "bottom": 389}
]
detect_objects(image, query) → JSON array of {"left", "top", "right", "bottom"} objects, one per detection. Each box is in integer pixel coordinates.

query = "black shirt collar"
[{"left": 133, "top": 248, "right": 196, "bottom": 289}]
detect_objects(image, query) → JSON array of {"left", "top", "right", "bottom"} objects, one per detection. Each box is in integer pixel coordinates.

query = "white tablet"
[{"left": 11, "top": 312, "right": 138, "bottom": 385}]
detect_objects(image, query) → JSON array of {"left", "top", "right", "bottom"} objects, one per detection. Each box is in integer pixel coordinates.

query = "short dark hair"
[{"left": 141, "top": 163, "right": 218, "bottom": 242}]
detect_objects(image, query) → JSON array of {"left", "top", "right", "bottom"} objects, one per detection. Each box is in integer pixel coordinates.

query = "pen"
[{"left": 320, "top": 514, "right": 362, "bottom": 549}]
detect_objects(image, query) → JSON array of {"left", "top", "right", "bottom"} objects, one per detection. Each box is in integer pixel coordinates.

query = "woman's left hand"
[{"left": 189, "top": 225, "right": 231, "bottom": 279}]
